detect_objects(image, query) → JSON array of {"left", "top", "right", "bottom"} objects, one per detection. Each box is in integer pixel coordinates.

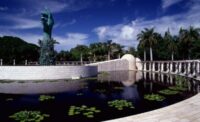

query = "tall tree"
[
  {"left": 168, "top": 37, "right": 177, "bottom": 61},
  {"left": 56, "top": 50, "right": 71, "bottom": 61},
  {"left": 105, "top": 40, "right": 112, "bottom": 60},
  {"left": 137, "top": 28, "right": 158, "bottom": 61},
  {"left": 0, "top": 36, "right": 39, "bottom": 65},
  {"left": 190, "top": 39, "right": 200, "bottom": 59},
  {"left": 89, "top": 43, "right": 102, "bottom": 62},
  {"left": 109, "top": 42, "right": 124, "bottom": 59},
  {"left": 125, "top": 47, "right": 137, "bottom": 57},
  {"left": 137, "top": 35, "right": 147, "bottom": 61},
  {"left": 70, "top": 45, "right": 89, "bottom": 61},
  {"left": 179, "top": 26, "right": 200, "bottom": 59},
  {"left": 164, "top": 29, "right": 177, "bottom": 60}
]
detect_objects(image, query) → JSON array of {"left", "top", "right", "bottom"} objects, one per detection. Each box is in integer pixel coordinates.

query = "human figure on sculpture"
[{"left": 39, "top": 8, "right": 58, "bottom": 65}]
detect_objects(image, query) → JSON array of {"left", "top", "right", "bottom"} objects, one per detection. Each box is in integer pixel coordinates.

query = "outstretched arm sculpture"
[
  {"left": 39, "top": 9, "right": 57, "bottom": 65},
  {"left": 41, "top": 9, "right": 54, "bottom": 40}
]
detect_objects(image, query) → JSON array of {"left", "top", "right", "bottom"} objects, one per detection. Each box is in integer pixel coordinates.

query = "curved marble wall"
[
  {"left": 87, "top": 54, "right": 140, "bottom": 72},
  {"left": 0, "top": 66, "right": 97, "bottom": 80}
]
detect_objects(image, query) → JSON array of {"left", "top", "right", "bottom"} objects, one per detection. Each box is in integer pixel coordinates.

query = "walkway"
[{"left": 105, "top": 93, "right": 200, "bottom": 122}]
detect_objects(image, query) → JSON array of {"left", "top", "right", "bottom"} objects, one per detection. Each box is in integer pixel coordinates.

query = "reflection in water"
[
  {"left": 0, "top": 71, "right": 199, "bottom": 122},
  {"left": 143, "top": 72, "right": 200, "bottom": 93},
  {"left": 97, "top": 71, "right": 142, "bottom": 101},
  {"left": 122, "top": 85, "right": 139, "bottom": 101},
  {"left": 98, "top": 71, "right": 142, "bottom": 87},
  {"left": 0, "top": 71, "right": 143, "bottom": 95},
  {"left": 0, "top": 80, "right": 87, "bottom": 94},
  {"left": 0, "top": 71, "right": 199, "bottom": 95}
]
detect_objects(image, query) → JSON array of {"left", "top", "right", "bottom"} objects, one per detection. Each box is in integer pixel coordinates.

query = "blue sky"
[{"left": 0, "top": 0, "right": 199, "bottom": 51}]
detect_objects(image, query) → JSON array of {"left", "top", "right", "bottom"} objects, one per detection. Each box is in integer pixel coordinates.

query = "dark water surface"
[{"left": 0, "top": 71, "right": 199, "bottom": 122}]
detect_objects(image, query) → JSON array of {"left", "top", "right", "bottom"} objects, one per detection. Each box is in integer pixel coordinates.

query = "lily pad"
[
  {"left": 168, "top": 86, "right": 187, "bottom": 91},
  {"left": 95, "top": 89, "right": 106, "bottom": 93},
  {"left": 6, "top": 98, "right": 14, "bottom": 101},
  {"left": 68, "top": 105, "right": 101, "bottom": 118},
  {"left": 114, "top": 86, "right": 124, "bottom": 90},
  {"left": 144, "top": 94, "right": 165, "bottom": 101},
  {"left": 39, "top": 95, "right": 55, "bottom": 102},
  {"left": 9, "top": 110, "right": 49, "bottom": 122},
  {"left": 158, "top": 89, "right": 180, "bottom": 95},
  {"left": 107, "top": 100, "right": 134, "bottom": 110}
]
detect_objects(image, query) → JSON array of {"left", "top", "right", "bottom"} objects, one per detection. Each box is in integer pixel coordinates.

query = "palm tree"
[
  {"left": 137, "top": 28, "right": 158, "bottom": 61},
  {"left": 70, "top": 45, "right": 89, "bottom": 61},
  {"left": 89, "top": 42, "right": 108, "bottom": 61},
  {"left": 168, "top": 37, "right": 177, "bottom": 61},
  {"left": 137, "top": 36, "right": 147, "bottom": 61},
  {"left": 111, "top": 43, "right": 124, "bottom": 59},
  {"left": 89, "top": 43, "right": 98, "bottom": 62},
  {"left": 164, "top": 29, "right": 177, "bottom": 60},
  {"left": 105, "top": 40, "right": 112, "bottom": 60},
  {"left": 179, "top": 26, "right": 200, "bottom": 59}
]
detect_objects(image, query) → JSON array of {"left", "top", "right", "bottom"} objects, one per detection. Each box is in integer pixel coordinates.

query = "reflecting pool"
[{"left": 0, "top": 71, "right": 199, "bottom": 122}]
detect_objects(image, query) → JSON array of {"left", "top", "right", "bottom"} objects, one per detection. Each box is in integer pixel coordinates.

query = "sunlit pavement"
[{"left": 106, "top": 93, "right": 200, "bottom": 122}]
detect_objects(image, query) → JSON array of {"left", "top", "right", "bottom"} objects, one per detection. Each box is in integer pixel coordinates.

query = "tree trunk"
[
  {"left": 150, "top": 47, "right": 153, "bottom": 61},
  {"left": 108, "top": 51, "right": 110, "bottom": 60},
  {"left": 80, "top": 53, "right": 83, "bottom": 65},
  {"left": 93, "top": 54, "right": 96, "bottom": 62},
  {"left": 171, "top": 52, "right": 174, "bottom": 61},
  {"left": 188, "top": 49, "right": 191, "bottom": 60},
  {"left": 118, "top": 54, "right": 121, "bottom": 59},
  {"left": 144, "top": 50, "right": 146, "bottom": 61}
]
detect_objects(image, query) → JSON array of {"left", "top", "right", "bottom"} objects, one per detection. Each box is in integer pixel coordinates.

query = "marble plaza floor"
[{"left": 106, "top": 93, "right": 200, "bottom": 122}]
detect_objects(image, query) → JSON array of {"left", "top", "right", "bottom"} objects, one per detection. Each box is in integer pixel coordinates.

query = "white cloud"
[
  {"left": 17, "top": 0, "right": 91, "bottom": 16},
  {"left": 95, "top": 24, "right": 136, "bottom": 46},
  {"left": 0, "top": 30, "right": 88, "bottom": 51},
  {"left": 162, "top": 0, "right": 183, "bottom": 9},
  {"left": 0, "top": 15, "right": 41, "bottom": 30},
  {"left": 59, "top": 19, "right": 77, "bottom": 27},
  {"left": 12, "top": 18, "right": 41, "bottom": 29},
  {"left": 120, "top": 25, "right": 135, "bottom": 40},
  {"left": 15, "top": 0, "right": 67, "bottom": 15},
  {"left": 56, "top": 33, "right": 89, "bottom": 51},
  {"left": 94, "top": 23, "right": 138, "bottom": 47},
  {"left": 94, "top": 0, "right": 200, "bottom": 48},
  {"left": 33, "top": 0, "right": 67, "bottom": 14},
  {"left": 0, "top": 0, "right": 89, "bottom": 30}
]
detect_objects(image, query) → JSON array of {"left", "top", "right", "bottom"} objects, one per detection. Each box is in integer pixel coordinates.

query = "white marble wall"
[
  {"left": 86, "top": 59, "right": 130, "bottom": 72},
  {"left": 0, "top": 66, "right": 97, "bottom": 80},
  {"left": 87, "top": 54, "right": 139, "bottom": 72},
  {"left": 136, "top": 58, "right": 143, "bottom": 70}
]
